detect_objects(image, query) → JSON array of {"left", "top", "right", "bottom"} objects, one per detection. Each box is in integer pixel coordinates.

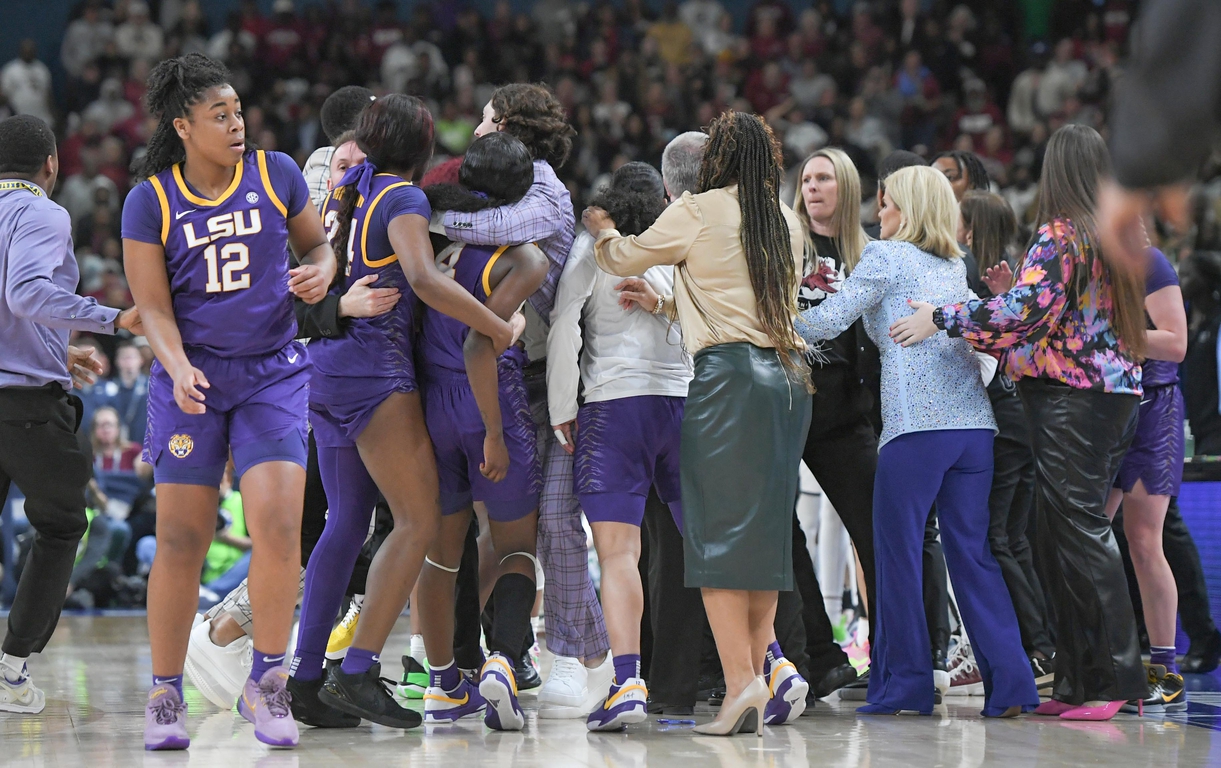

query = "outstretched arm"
[
  {"left": 391, "top": 213, "right": 514, "bottom": 352},
  {"left": 796, "top": 245, "right": 890, "bottom": 344}
]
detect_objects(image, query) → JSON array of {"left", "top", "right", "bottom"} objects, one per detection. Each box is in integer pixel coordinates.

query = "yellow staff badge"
[{"left": 168, "top": 434, "right": 194, "bottom": 459}]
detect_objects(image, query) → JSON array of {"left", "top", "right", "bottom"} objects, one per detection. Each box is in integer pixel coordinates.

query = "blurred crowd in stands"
[{"left": 7, "top": 0, "right": 1221, "bottom": 608}]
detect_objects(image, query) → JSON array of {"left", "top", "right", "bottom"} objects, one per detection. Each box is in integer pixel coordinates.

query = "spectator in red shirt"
[
  {"left": 749, "top": 14, "right": 787, "bottom": 62},
  {"left": 746, "top": 61, "right": 790, "bottom": 116},
  {"left": 949, "top": 79, "right": 1005, "bottom": 152},
  {"left": 260, "top": 0, "right": 304, "bottom": 75},
  {"left": 368, "top": 0, "right": 404, "bottom": 69}
]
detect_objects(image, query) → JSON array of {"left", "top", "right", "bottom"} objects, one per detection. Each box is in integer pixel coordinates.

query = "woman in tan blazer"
[{"left": 585, "top": 111, "right": 811, "bottom": 736}]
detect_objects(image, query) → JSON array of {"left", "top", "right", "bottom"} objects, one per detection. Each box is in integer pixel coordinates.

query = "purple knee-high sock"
[{"left": 291, "top": 445, "right": 380, "bottom": 682}]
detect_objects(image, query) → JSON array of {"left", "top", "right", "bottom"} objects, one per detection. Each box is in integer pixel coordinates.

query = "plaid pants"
[
  {"left": 527, "top": 364, "right": 609, "bottom": 660},
  {"left": 203, "top": 569, "right": 307, "bottom": 633}
]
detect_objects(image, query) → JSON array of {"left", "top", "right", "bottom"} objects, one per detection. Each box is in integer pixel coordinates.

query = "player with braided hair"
[
  {"left": 932, "top": 150, "right": 991, "bottom": 202},
  {"left": 122, "top": 52, "right": 336, "bottom": 750}
]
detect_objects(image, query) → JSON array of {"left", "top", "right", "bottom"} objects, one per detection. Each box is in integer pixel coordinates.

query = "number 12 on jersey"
[{"left": 203, "top": 243, "right": 251, "bottom": 293}]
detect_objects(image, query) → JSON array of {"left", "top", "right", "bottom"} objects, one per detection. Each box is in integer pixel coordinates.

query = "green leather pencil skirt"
[{"left": 680, "top": 342, "right": 812, "bottom": 591}]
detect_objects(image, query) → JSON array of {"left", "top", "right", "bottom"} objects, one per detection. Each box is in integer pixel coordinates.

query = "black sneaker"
[
  {"left": 286, "top": 676, "right": 361, "bottom": 728},
  {"left": 838, "top": 669, "right": 870, "bottom": 701},
  {"left": 396, "top": 656, "right": 428, "bottom": 700},
  {"left": 318, "top": 662, "right": 422, "bottom": 728},
  {"left": 1122, "top": 664, "right": 1187, "bottom": 714},
  {"left": 813, "top": 663, "right": 859, "bottom": 699},
  {"left": 1182, "top": 630, "right": 1221, "bottom": 675},
  {"left": 516, "top": 651, "right": 541, "bottom": 691},
  {"left": 1030, "top": 655, "right": 1055, "bottom": 690}
]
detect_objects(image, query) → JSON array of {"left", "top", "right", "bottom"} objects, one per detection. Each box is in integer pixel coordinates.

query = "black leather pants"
[{"left": 1019, "top": 379, "right": 1147, "bottom": 704}]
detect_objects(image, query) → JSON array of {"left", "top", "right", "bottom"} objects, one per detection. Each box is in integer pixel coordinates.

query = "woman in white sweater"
[{"left": 548, "top": 162, "right": 691, "bottom": 731}]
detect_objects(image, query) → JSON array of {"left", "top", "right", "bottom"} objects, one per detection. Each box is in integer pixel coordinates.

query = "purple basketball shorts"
[
  {"left": 1114, "top": 383, "right": 1185, "bottom": 497},
  {"left": 144, "top": 341, "right": 309, "bottom": 486},
  {"left": 574, "top": 395, "right": 684, "bottom": 530},
  {"left": 422, "top": 353, "right": 540, "bottom": 522},
  {"left": 308, "top": 372, "right": 416, "bottom": 449}
]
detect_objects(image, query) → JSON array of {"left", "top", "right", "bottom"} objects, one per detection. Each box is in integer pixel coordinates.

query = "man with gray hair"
[
  {"left": 636, "top": 129, "right": 709, "bottom": 715},
  {"left": 660, "top": 130, "right": 708, "bottom": 199}
]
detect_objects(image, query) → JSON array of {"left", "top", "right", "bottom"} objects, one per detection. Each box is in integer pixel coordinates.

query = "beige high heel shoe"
[{"left": 693, "top": 676, "right": 769, "bottom": 737}]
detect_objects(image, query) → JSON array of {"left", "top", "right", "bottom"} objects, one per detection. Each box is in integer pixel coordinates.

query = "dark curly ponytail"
[{"left": 134, "top": 53, "right": 233, "bottom": 182}]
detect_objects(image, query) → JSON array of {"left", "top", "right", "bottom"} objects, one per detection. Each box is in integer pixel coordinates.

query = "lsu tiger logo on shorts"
[{"left": 168, "top": 434, "right": 194, "bottom": 459}]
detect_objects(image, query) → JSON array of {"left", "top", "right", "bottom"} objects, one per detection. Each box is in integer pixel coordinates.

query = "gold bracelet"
[{"left": 652, "top": 295, "right": 665, "bottom": 315}]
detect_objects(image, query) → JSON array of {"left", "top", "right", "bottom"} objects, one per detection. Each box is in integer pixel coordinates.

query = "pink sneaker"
[
  {"left": 238, "top": 667, "right": 299, "bottom": 747},
  {"left": 144, "top": 684, "right": 189, "bottom": 751}
]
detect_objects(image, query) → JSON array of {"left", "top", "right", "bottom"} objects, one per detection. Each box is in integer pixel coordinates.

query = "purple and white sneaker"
[
  {"left": 478, "top": 654, "right": 524, "bottom": 731},
  {"left": 764, "top": 658, "right": 808, "bottom": 725},
  {"left": 424, "top": 676, "right": 487, "bottom": 723},
  {"left": 586, "top": 677, "right": 649, "bottom": 732},
  {"left": 238, "top": 666, "right": 300, "bottom": 748},
  {"left": 144, "top": 684, "right": 190, "bottom": 751}
]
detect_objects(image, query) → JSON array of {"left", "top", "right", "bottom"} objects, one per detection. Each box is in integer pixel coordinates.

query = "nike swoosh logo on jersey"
[
  {"left": 287, "top": 353, "right": 299, "bottom": 363},
  {"left": 175, "top": 209, "right": 196, "bottom": 220}
]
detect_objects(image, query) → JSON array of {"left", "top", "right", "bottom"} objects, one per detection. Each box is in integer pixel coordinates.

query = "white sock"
[
  {"left": 409, "top": 634, "right": 427, "bottom": 665},
  {"left": 1, "top": 653, "right": 29, "bottom": 681}
]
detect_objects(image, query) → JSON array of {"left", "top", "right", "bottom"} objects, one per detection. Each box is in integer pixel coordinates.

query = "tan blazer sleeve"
[{"left": 593, "top": 193, "right": 703, "bottom": 276}]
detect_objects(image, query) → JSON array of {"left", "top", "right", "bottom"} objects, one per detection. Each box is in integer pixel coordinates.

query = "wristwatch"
[{"left": 931, "top": 307, "right": 946, "bottom": 330}]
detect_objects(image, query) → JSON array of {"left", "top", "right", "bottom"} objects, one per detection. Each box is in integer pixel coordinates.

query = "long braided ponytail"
[
  {"left": 135, "top": 53, "right": 233, "bottom": 182},
  {"left": 697, "top": 111, "right": 810, "bottom": 388}
]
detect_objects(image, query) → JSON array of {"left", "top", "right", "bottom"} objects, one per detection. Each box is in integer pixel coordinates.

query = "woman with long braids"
[
  {"left": 122, "top": 53, "right": 336, "bottom": 750},
  {"left": 288, "top": 94, "right": 513, "bottom": 730},
  {"left": 586, "top": 111, "right": 811, "bottom": 737},
  {"left": 891, "top": 124, "right": 1150, "bottom": 720}
]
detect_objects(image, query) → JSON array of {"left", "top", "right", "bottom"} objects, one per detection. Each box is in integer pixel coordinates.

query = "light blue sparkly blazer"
[{"left": 795, "top": 239, "right": 997, "bottom": 449}]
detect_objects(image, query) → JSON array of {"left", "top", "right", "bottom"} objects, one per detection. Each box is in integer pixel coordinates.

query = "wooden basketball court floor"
[{"left": 2, "top": 614, "right": 1219, "bottom": 767}]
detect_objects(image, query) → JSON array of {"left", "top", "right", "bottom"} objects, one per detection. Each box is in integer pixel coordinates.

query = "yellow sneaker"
[{"left": 325, "top": 596, "right": 363, "bottom": 661}]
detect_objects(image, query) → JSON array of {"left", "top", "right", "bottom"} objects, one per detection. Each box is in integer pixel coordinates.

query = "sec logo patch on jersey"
[
  {"left": 168, "top": 433, "right": 194, "bottom": 459},
  {"left": 246, "top": 191, "right": 260, "bottom": 204}
]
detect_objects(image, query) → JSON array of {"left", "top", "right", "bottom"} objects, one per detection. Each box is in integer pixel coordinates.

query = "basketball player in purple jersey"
[
  {"left": 121, "top": 54, "right": 336, "bottom": 750},
  {"left": 292, "top": 94, "right": 514, "bottom": 729},
  {"left": 412, "top": 133, "right": 547, "bottom": 731}
]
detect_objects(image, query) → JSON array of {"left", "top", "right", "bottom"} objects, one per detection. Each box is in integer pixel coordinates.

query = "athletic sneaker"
[
  {"left": 238, "top": 666, "right": 299, "bottom": 747},
  {"left": 185, "top": 614, "right": 252, "bottom": 710},
  {"left": 1122, "top": 664, "right": 1187, "bottom": 714},
  {"left": 319, "top": 662, "right": 422, "bottom": 728},
  {"left": 479, "top": 653, "right": 525, "bottom": 731},
  {"left": 424, "top": 676, "right": 487, "bottom": 723},
  {"left": 325, "top": 597, "right": 363, "bottom": 661},
  {"left": 144, "top": 684, "right": 190, "bottom": 751},
  {"left": 1030, "top": 655, "right": 1055, "bottom": 690},
  {"left": 0, "top": 662, "right": 45, "bottom": 714},
  {"left": 764, "top": 657, "right": 809, "bottom": 724},
  {"left": 286, "top": 676, "right": 360, "bottom": 728},
  {"left": 947, "top": 645, "right": 983, "bottom": 696},
  {"left": 586, "top": 677, "right": 649, "bottom": 731},
  {"left": 537, "top": 655, "right": 588, "bottom": 714},
  {"left": 397, "top": 656, "right": 429, "bottom": 700}
]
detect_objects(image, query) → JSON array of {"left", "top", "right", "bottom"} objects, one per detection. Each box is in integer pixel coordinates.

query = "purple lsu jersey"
[
  {"left": 121, "top": 150, "right": 308, "bottom": 356},
  {"left": 418, "top": 243, "right": 510, "bottom": 374},
  {"left": 309, "top": 174, "right": 430, "bottom": 397}
]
